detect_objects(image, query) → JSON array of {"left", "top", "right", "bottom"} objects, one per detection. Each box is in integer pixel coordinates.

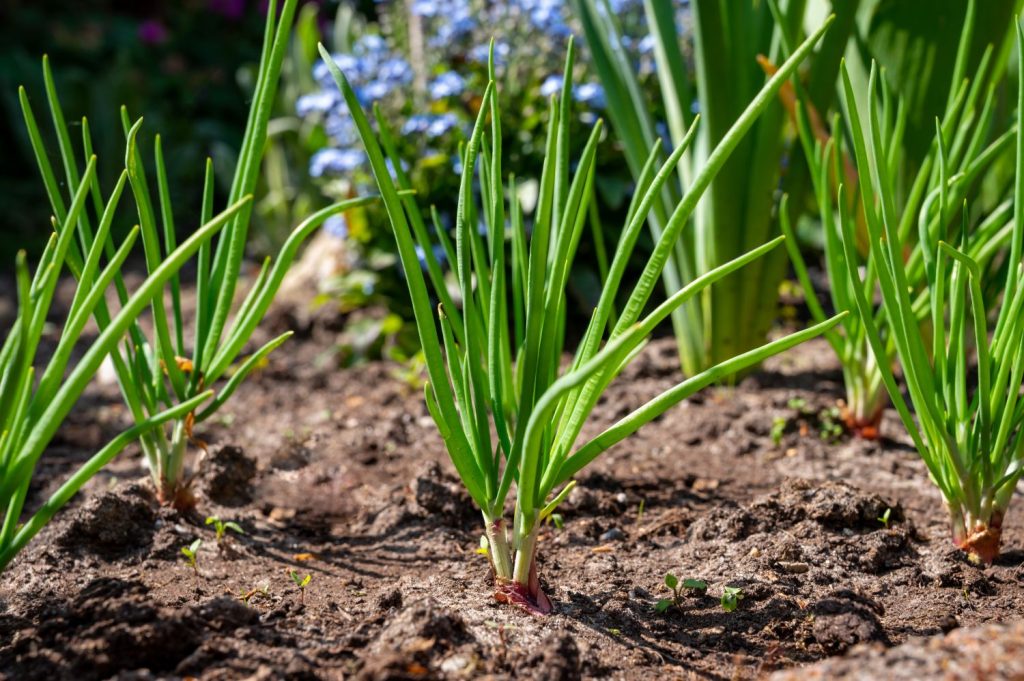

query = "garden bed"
[{"left": 2, "top": 322, "right": 1023, "bottom": 680}]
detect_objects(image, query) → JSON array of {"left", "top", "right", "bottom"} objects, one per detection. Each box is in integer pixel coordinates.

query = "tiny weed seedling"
[
  {"left": 181, "top": 539, "right": 202, "bottom": 576},
  {"left": 655, "top": 573, "right": 708, "bottom": 613},
  {"left": 289, "top": 569, "right": 311, "bottom": 604},
  {"left": 770, "top": 417, "right": 787, "bottom": 446},
  {"left": 239, "top": 583, "right": 270, "bottom": 605},
  {"left": 878, "top": 508, "right": 892, "bottom": 529},
  {"left": 784, "top": 398, "right": 843, "bottom": 443},
  {"left": 206, "top": 515, "right": 244, "bottom": 545},
  {"left": 721, "top": 586, "right": 744, "bottom": 613}
]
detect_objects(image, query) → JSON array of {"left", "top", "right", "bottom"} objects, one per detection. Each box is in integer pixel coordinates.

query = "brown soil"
[{"left": 3, "top": 318, "right": 1024, "bottom": 680}]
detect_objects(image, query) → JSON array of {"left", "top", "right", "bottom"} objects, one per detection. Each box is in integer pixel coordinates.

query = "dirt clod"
[
  {"left": 57, "top": 482, "right": 157, "bottom": 558},
  {"left": 198, "top": 445, "right": 257, "bottom": 506}
]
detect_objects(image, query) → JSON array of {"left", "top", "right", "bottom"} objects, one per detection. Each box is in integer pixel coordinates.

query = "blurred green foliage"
[{"left": 0, "top": 0, "right": 278, "bottom": 263}]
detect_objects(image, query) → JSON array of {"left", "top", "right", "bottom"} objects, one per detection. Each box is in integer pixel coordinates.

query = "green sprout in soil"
[
  {"left": 289, "top": 570, "right": 311, "bottom": 604},
  {"left": 239, "top": 583, "right": 270, "bottom": 605},
  {"left": 776, "top": 398, "right": 843, "bottom": 444},
  {"left": 206, "top": 516, "right": 245, "bottom": 545},
  {"left": 655, "top": 573, "right": 707, "bottom": 613},
  {"left": 833, "top": 21, "right": 1024, "bottom": 563},
  {"left": 770, "top": 417, "right": 788, "bottom": 447},
  {"left": 321, "top": 23, "right": 842, "bottom": 614},
  {"left": 181, "top": 539, "right": 202, "bottom": 576},
  {"left": 878, "top": 508, "right": 892, "bottom": 529},
  {"left": 721, "top": 586, "right": 744, "bottom": 613},
  {"left": 18, "top": 0, "right": 375, "bottom": 510}
]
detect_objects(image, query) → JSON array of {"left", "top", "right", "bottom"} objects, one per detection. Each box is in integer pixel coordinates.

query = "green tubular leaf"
[
  {"left": 124, "top": 118, "right": 187, "bottom": 400},
  {"left": 33, "top": 226, "right": 141, "bottom": 412},
  {"left": 206, "top": 0, "right": 299, "bottom": 363},
  {"left": 423, "top": 381, "right": 452, "bottom": 440},
  {"left": 519, "top": 324, "right": 647, "bottom": 517},
  {"left": 19, "top": 85, "right": 67, "bottom": 222},
  {"left": 206, "top": 196, "right": 379, "bottom": 383},
  {"left": 613, "top": 15, "right": 836, "bottom": 338},
  {"left": 0, "top": 196, "right": 250, "bottom": 502},
  {"left": 778, "top": 194, "right": 843, "bottom": 355},
  {"left": 154, "top": 135, "right": 185, "bottom": 355},
  {"left": 539, "top": 480, "right": 576, "bottom": 521},
  {"left": 0, "top": 391, "right": 214, "bottom": 572},
  {"left": 549, "top": 234, "right": 789, "bottom": 479},
  {"left": 195, "top": 332, "right": 293, "bottom": 423},
  {"left": 373, "top": 104, "right": 465, "bottom": 344},
  {"left": 555, "top": 314, "right": 847, "bottom": 486},
  {"left": 67, "top": 171, "right": 128, "bottom": 323},
  {"left": 0, "top": 253, "right": 33, "bottom": 451},
  {"left": 192, "top": 158, "right": 216, "bottom": 378},
  {"left": 317, "top": 43, "right": 487, "bottom": 510}
]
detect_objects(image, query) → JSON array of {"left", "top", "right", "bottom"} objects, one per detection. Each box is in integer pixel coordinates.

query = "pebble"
[{"left": 600, "top": 528, "right": 626, "bottom": 542}]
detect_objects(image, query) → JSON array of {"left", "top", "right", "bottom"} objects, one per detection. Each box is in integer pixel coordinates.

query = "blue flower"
[
  {"left": 378, "top": 58, "right": 413, "bottom": 84},
  {"left": 469, "top": 41, "right": 510, "bottom": 65},
  {"left": 429, "top": 71, "right": 466, "bottom": 100},
  {"left": 540, "top": 75, "right": 563, "bottom": 98},
  {"left": 403, "top": 114, "right": 433, "bottom": 135},
  {"left": 356, "top": 34, "right": 387, "bottom": 54},
  {"left": 426, "top": 113, "right": 459, "bottom": 137},
  {"left": 310, "top": 148, "right": 366, "bottom": 177},
  {"left": 574, "top": 82, "right": 606, "bottom": 108},
  {"left": 403, "top": 113, "right": 460, "bottom": 138},
  {"left": 323, "top": 214, "right": 349, "bottom": 240},
  {"left": 296, "top": 91, "right": 337, "bottom": 117},
  {"left": 359, "top": 80, "right": 393, "bottom": 102}
]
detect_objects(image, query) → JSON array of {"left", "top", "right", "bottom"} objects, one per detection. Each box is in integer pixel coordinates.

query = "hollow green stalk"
[
  {"left": 782, "top": 2, "right": 1014, "bottom": 438},
  {"left": 570, "top": 0, "right": 857, "bottom": 376},
  {"left": 0, "top": 156, "right": 229, "bottom": 568}
]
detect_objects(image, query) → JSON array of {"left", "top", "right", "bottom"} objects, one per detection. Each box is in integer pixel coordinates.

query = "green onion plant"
[
  {"left": 782, "top": 2, "right": 1015, "bottom": 437},
  {"left": 835, "top": 29, "right": 1024, "bottom": 562},
  {"left": 0, "top": 166, "right": 228, "bottom": 571},
  {"left": 570, "top": 0, "right": 857, "bottom": 376},
  {"left": 19, "top": 0, "right": 373, "bottom": 507},
  {"left": 320, "top": 25, "right": 842, "bottom": 612}
]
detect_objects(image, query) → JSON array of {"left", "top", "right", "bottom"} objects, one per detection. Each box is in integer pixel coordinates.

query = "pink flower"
[
  {"left": 208, "top": 0, "right": 246, "bottom": 20},
  {"left": 138, "top": 19, "right": 168, "bottom": 45}
]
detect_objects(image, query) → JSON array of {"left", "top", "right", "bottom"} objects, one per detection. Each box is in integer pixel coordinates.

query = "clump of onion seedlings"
[
  {"left": 320, "top": 25, "right": 842, "bottom": 613},
  {"left": 783, "top": 0, "right": 1014, "bottom": 439},
  {"left": 19, "top": 0, "right": 374, "bottom": 508},
  {"left": 836, "top": 27, "right": 1024, "bottom": 562},
  {"left": 0, "top": 159, "right": 229, "bottom": 570}
]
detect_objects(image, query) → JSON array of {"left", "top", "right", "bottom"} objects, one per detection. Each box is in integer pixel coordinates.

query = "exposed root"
[
  {"left": 157, "top": 481, "right": 196, "bottom": 512},
  {"left": 840, "top": 405, "right": 883, "bottom": 440},
  {"left": 956, "top": 512, "right": 1004, "bottom": 565},
  {"left": 494, "top": 578, "right": 552, "bottom": 615}
]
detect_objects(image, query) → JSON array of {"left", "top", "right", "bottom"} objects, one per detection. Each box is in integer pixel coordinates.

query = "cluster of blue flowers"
[
  {"left": 300, "top": 33, "right": 415, "bottom": 179},
  {"left": 298, "top": 0, "right": 682, "bottom": 228}
]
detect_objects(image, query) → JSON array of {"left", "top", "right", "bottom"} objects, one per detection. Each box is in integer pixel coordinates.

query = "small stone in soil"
[{"left": 600, "top": 528, "right": 625, "bottom": 542}]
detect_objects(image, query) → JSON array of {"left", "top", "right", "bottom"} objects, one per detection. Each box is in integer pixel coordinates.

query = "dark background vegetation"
[{"left": 0, "top": 0, "right": 1016, "bottom": 270}]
